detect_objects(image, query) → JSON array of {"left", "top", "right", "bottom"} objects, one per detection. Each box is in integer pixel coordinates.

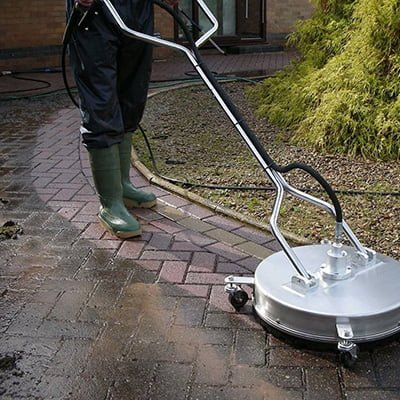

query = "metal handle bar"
[
  {"left": 99, "top": 0, "right": 369, "bottom": 282},
  {"left": 100, "top": 0, "right": 218, "bottom": 50}
]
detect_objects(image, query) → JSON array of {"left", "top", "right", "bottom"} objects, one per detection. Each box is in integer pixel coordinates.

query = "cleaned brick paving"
[{"left": 1, "top": 53, "right": 400, "bottom": 399}]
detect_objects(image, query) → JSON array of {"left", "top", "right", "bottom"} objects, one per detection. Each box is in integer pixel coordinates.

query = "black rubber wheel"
[
  {"left": 339, "top": 347, "right": 359, "bottom": 368},
  {"left": 229, "top": 290, "right": 249, "bottom": 310}
]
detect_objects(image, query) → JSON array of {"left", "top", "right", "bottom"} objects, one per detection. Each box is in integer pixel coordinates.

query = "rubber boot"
[
  {"left": 119, "top": 133, "right": 157, "bottom": 209},
  {"left": 88, "top": 145, "right": 141, "bottom": 238}
]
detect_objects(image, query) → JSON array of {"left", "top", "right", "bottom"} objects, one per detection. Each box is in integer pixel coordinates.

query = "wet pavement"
[{"left": 1, "top": 52, "right": 400, "bottom": 400}]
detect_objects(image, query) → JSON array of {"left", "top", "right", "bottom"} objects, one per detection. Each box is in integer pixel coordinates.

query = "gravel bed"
[{"left": 138, "top": 81, "right": 400, "bottom": 259}]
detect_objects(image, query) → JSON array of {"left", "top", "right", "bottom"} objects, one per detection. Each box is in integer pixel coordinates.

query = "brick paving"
[{"left": 1, "top": 53, "right": 400, "bottom": 400}]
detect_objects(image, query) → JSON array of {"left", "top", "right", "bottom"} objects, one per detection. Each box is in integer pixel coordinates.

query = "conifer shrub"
[{"left": 248, "top": 0, "right": 400, "bottom": 160}]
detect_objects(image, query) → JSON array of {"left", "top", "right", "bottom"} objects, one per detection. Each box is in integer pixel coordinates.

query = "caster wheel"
[
  {"left": 229, "top": 289, "right": 249, "bottom": 310},
  {"left": 339, "top": 346, "right": 359, "bottom": 368}
]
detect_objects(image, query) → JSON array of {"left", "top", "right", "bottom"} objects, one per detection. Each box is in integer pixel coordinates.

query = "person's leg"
[
  {"left": 119, "top": 133, "right": 157, "bottom": 208},
  {"left": 69, "top": 12, "right": 142, "bottom": 237},
  {"left": 116, "top": 2, "right": 156, "bottom": 208},
  {"left": 88, "top": 145, "right": 141, "bottom": 238},
  {"left": 70, "top": 9, "right": 124, "bottom": 148},
  {"left": 118, "top": 38, "right": 153, "bottom": 132}
]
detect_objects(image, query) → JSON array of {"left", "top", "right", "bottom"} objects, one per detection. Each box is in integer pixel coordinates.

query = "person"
[{"left": 67, "top": 0, "right": 179, "bottom": 239}]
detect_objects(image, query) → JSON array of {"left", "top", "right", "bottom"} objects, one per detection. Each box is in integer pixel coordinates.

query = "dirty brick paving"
[{"left": 1, "top": 98, "right": 400, "bottom": 399}]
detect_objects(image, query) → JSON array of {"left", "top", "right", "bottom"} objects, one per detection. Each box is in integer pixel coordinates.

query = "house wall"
[
  {"left": 0, "top": 2, "right": 177, "bottom": 71},
  {"left": 267, "top": 0, "right": 314, "bottom": 42},
  {"left": 153, "top": 6, "right": 176, "bottom": 59},
  {"left": 0, "top": 1, "right": 65, "bottom": 71},
  {"left": 0, "top": 0, "right": 314, "bottom": 71}
]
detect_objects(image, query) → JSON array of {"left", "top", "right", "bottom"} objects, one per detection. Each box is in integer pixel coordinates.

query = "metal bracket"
[
  {"left": 336, "top": 322, "right": 358, "bottom": 361},
  {"left": 224, "top": 275, "right": 255, "bottom": 286},
  {"left": 353, "top": 247, "right": 377, "bottom": 268},
  {"left": 337, "top": 323, "right": 354, "bottom": 341},
  {"left": 291, "top": 275, "right": 318, "bottom": 292},
  {"left": 224, "top": 275, "right": 255, "bottom": 294}
]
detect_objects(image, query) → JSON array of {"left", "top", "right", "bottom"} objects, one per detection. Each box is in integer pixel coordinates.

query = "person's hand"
[
  {"left": 164, "top": 0, "right": 179, "bottom": 6},
  {"left": 76, "top": 0, "right": 94, "bottom": 8}
]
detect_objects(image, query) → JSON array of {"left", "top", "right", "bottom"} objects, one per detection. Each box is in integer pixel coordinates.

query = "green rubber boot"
[
  {"left": 119, "top": 133, "right": 157, "bottom": 209},
  {"left": 88, "top": 145, "right": 141, "bottom": 239}
]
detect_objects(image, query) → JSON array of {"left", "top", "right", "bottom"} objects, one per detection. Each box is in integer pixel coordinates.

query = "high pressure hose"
[
  {"left": 154, "top": 0, "right": 344, "bottom": 226},
  {"left": 62, "top": 4, "right": 81, "bottom": 108}
]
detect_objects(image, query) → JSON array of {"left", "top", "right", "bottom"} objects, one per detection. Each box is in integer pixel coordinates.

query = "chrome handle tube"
[
  {"left": 101, "top": 0, "right": 218, "bottom": 50},
  {"left": 195, "top": 0, "right": 219, "bottom": 48}
]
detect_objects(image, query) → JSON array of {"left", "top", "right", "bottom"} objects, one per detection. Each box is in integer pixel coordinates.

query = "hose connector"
[
  {"left": 320, "top": 241, "right": 353, "bottom": 281},
  {"left": 335, "top": 221, "right": 344, "bottom": 244}
]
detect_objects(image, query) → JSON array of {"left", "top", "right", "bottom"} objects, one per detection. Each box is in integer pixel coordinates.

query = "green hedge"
[{"left": 248, "top": 0, "right": 400, "bottom": 160}]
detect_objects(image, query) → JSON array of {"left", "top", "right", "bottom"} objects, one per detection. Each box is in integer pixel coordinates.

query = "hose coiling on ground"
[{"left": 153, "top": 0, "right": 343, "bottom": 223}]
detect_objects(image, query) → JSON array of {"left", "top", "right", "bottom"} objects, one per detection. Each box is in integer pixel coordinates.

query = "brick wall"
[
  {"left": 267, "top": 0, "right": 314, "bottom": 41},
  {"left": 0, "top": 1, "right": 176, "bottom": 71},
  {"left": 0, "top": 2, "right": 65, "bottom": 49},
  {"left": 153, "top": 6, "right": 177, "bottom": 59},
  {"left": 0, "top": 1, "right": 65, "bottom": 70},
  {"left": 0, "top": 1, "right": 314, "bottom": 71}
]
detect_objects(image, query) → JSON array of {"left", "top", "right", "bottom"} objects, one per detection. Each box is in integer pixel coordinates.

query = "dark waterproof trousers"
[{"left": 68, "top": 0, "right": 154, "bottom": 148}]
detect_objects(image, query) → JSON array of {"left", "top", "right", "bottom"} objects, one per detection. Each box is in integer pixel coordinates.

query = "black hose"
[
  {"left": 153, "top": 0, "right": 344, "bottom": 223},
  {"left": 62, "top": 43, "right": 79, "bottom": 108},
  {"left": 0, "top": 75, "right": 51, "bottom": 95},
  {"left": 62, "top": 4, "right": 82, "bottom": 108}
]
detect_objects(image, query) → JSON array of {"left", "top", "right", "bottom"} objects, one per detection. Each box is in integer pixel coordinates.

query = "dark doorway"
[{"left": 237, "top": 0, "right": 264, "bottom": 39}]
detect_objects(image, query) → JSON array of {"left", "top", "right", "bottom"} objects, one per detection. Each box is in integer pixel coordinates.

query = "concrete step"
[{"left": 226, "top": 43, "right": 285, "bottom": 54}]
